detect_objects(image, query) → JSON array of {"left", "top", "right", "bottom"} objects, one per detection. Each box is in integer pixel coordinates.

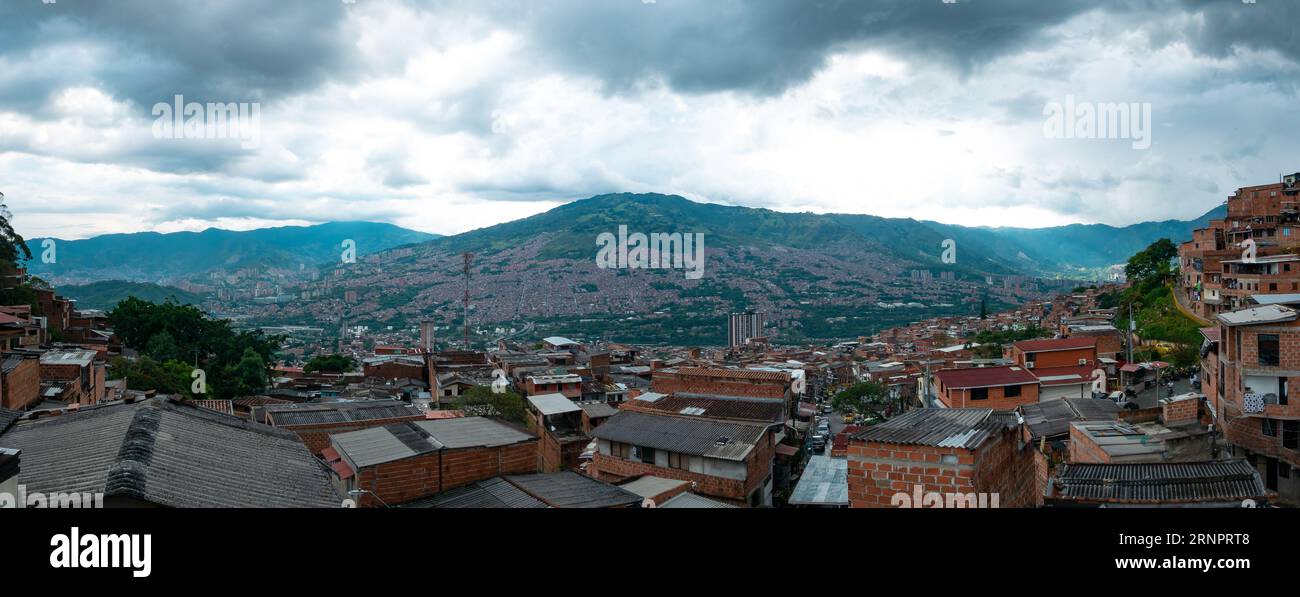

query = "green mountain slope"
[{"left": 29, "top": 221, "right": 438, "bottom": 283}]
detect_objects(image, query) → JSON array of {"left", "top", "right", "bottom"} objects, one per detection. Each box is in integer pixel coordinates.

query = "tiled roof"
[
  {"left": 668, "top": 367, "right": 789, "bottom": 382},
  {"left": 1048, "top": 460, "right": 1267, "bottom": 504},
  {"left": 189, "top": 399, "right": 234, "bottom": 415},
  {"left": 933, "top": 366, "right": 1039, "bottom": 389},
  {"left": 851, "top": 408, "right": 1019, "bottom": 449},
  {"left": 592, "top": 410, "right": 767, "bottom": 461},
  {"left": 1013, "top": 337, "right": 1096, "bottom": 353},
  {"left": 0, "top": 398, "right": 340, "bottom": 507}
]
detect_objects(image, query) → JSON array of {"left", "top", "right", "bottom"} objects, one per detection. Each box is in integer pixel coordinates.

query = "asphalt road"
[{"left": 1130, "top": 376, "right": 1196, "bottom": 409}]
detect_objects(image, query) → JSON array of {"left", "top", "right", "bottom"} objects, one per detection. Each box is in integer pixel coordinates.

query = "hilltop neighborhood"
[{"left": 0, "top": 175, "right": 1295, "bottom": 508}]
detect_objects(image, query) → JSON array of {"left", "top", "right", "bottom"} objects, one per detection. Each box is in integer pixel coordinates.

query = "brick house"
[
  {"left": 260, "top": 399, "right": 427, "bottom": 454},
  {"left": 1212, "top": 303, "right": 1300, "bottom": 503},
  {"left": 525, "top": 374, "right": 583, "bottom": 398},
  {"left": 39, "top": 349, "right": 104, "bottom": 405},
  {"left": 0, "top": 355, "right": 39, "bottom": 411},
  {"left": 846, "top": 408, "right": 1045, "bottom": 508},
  {"left": 650, "top": 367, "right": 791, "bottom": 402},
  {"left": 361, "top": 355, "right": 427, "bottom": 381},
  {"left": 589, "top": 408, "right": 778, "bottom": 507},
  {"left": 931, "top": 366, "right": 1040, "bottom": 410},
  {"left": 525, "top": 393, "right": 588, "bottom": 472},
  {"left": 1009, "top": 337, "right": 1104, "bottom": 401},
  {"left": 325, "top": 417, "right": 539, "bottom": 507}
]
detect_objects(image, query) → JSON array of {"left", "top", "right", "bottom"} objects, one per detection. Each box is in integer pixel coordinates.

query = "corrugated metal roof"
[
  {"left": 403, "top": 477, "right": 549, "bottom": 509},
  {"left": 1049, "top": 460, "right": 1267, "bottom": 504},
  {"left": 332, "top": 425, "right": 426, "bottom": 469},
  {"left": 851, "top": 408, "right": 1017, "bottom": 449},
  {"left": 788, "top": 455, "right": 849, "bottom": 506},
  {"left": 527, "top": 393, "right": 581, "bottom": 416},
  {"left": 1020, "top": 398, "right": 1118, "bottom": 440},
  {"left": 1217, "top": 304, "right": 1297, "bottom": 326},
  {"left": 411, "top": 417, "right": 535, "bottom": 450},
  {"left": 592, "top": 410, "right": 766, "bottom": 461},
  {"left": 505, "top": 472, "right": 642, "bottom": 508},
  {"left": 657, "top": 492, "right": 737, "bottom": 508}
]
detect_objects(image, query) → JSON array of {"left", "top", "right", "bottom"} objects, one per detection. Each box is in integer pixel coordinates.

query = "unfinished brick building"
[{"left": 846, "top": 408, "right": 1045, "bottom": 508}]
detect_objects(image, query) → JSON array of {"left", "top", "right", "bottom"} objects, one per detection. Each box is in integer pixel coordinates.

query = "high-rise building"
[
  {"left": 419, "top": 319, "right": 437, "bottom": 353},
  {"left": 728, "top": 311, "right": 765, "bottom": 348}
]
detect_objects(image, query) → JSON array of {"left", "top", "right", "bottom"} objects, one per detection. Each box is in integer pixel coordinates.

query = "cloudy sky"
[{"left": 1, "top": 0, "right": 1298, "bottom": 240}]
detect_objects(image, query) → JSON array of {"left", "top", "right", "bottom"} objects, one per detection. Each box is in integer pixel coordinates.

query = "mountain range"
[
  {"left": 25, "top": 194, "right": 1220, "bottom": 343},
  {"left": 28, "top": 221, "right": 438, "bottom": 284}
]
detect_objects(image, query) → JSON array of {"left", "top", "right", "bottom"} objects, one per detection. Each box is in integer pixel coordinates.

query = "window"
[
  {"left": 1259, "top": 334, "right": 1280, "bottom": 367},
  {"left": 970, "top": 387, "right": 988, "bottom": 401},
  {"left": 1004, "top": 384, "right": 1021, "bottom": 398},
  {"left": 1263, "top": 419, "right": 1277, "bottom": 437},
  {"left": 668, "top": 452, "right": 687, "bottom": 470},
  {"left": 611, "top": 441, "right": 630, "bottom": 459},
  {"left": 1270, "top": 283, "right": 1278, "bottom": 291},
  {"left": 1284, "top": 421, "right": 1299, "bottom": 450},
  {"left": 638, "top": 446, "right": 656, "bottom": 464}
]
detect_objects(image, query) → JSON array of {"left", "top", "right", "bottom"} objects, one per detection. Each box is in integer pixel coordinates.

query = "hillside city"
[{"left": 0, "top": 173, "right": 1295, "bottom": 508}]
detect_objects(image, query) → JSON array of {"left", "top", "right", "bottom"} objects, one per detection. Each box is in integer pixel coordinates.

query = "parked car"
[
  {"left": 809, "top": 434, "right": 826, "bottom": 451},
  {"left": 822, "top": 405, "right": 833, "bottom": 414}
]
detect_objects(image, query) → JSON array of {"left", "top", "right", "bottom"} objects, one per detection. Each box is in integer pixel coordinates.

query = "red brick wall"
[
  {"left": 351, "top": 440, "right": 538, "bottom": 506},
  {"left": 589, "top": 436, "right": 774, "bottom": 506},
  {"left": 1161, "top": 396, "right": 1199, "bottom": 425},
  {"left": 846, "top": 430, "right": 1043, "bottom": 508},
  {"left": 936, "top": 378, "right": 1038, "bottom": 410},
  {"left": 362, "top": 360, "right": 425, "bottom": 380},
  {"left": 650, "top": 371, "right": 788, "bottom": 399},
  {"left": 1012, "top": 345, "right": 1096, "bottom": 369},
  {"left": 1068, "top": 424, "right": 1111, "bottom": 464},
  {"left": 1, "top": 357, "right": 39, "bottom": 411}
]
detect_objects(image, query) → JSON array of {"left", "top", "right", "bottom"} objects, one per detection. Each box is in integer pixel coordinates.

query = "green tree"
[
  {"left": 1124, "top": 238, "right": 1177, "bottom": 286},
  {"left": 0, "top": 193, "right": 31, "bottom": 271},
  {"left": 108, "top": 297, "right": 281, "bottom": 398},
  {"left": 453, "top": 385, "right": 528, "bottom": 426},
  {"left": 219, "top": 348, "right": 268, "bottom": 400},
  {"left": 831, "top": 381, "right": 889, "bottom": 416},
  {"left": 146, "top": 330, "right": 181, "bottom": 363},
  {"left": 304, "top": 353, "right": 357, "bottom": 373}
]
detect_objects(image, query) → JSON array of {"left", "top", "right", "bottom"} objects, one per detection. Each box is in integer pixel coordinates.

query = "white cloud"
[{"left": 2, "top": 2, "right": 1298, "bottom": 240}]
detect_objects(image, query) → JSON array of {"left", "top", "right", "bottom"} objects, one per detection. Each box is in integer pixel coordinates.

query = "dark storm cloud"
[
  {"left": 511, "top": 0, "right": 1106, "bottom": 95},
  {"left": 0, "top": 0, "right": 358, "bottom": 110}
]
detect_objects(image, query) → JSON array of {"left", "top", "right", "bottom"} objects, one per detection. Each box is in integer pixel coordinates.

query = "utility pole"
[{"left": 462, "top": 252, "right": 473, "bottom": 350}]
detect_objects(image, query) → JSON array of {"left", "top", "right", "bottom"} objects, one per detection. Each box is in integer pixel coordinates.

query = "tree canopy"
[
  {"left": 304, "top": 353, "right": 356, "bottom": 374},
  {"left": 108, "top": 297, "right": 282, "bottom": 399}
]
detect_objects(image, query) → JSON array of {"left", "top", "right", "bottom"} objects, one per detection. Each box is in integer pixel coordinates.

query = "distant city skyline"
[{"left": 3, "top": 0, "right": 1299, "bottom": 240}]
